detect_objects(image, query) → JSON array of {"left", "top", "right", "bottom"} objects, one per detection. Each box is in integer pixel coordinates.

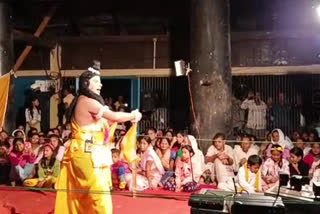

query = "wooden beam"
[
  {"left": 15, "top": 68, "right": 173, "bottom": 77},
  {"left": 231, "top": 30, "right": 320, "bottom": 42},
  {"left": 13, "top": 6, "right": 57, "bottom": 73},
  {"left": 232, "top": 64, "right": 320, "bottom": 76},
  {"left": 50, "top": 44, "right": 61, "bottom": 74},
  {"left": 58, "top": 35, "right": 169, "bottom": 44},
  {"left": 14, "top": 64, "right": 320, "bottom": 78},
  {"left": 13, "top": 29, "right": 55, "bottom": 49}
]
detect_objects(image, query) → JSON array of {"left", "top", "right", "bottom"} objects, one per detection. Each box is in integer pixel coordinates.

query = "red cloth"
[{"left": 304, "top": 153, "right": 314, "bottom": 169}]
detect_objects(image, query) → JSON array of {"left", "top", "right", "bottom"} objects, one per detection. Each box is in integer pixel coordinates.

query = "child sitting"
[
  {"left": 304, "top": 143, "right": 320, "bottom": 169},
  {"left": 289, "top": 147, "right": 309, "bottom": 185},
  {"left": 169, "top": 132, "right": 185, "bottom": 170},
  {"left": 262, "top": 144, "right": 290, "bottom": 191},
  {"left": 24, "top": 143, "right": 60, "bottom": 188},
  {"left": 111, "top": 148, "right": 130, "bottom": 190},
  {"left": 164, "top": 145, "right": 198, "bottom": 192},
  {"left": 294, "top": 138, "right": 310, "bottom": 157},
  {"left": 237, "top": 155, "right": 262, "bottom": 193},
  {"left": 175, "top": 145, "right": 198, "bottom": 192},
  {"left": 9, "top": 138, "right": 35, "bottom": 186},
  {"left": 35, "top": 134, "right": 65, "bottom": 164}
]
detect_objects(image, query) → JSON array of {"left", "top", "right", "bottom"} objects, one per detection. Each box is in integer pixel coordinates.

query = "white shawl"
[{"left": 188, "top": 135, "right": 205, "bottom": 182}]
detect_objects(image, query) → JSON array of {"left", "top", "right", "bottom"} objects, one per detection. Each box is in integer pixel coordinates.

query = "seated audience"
[
  {"left": 304, "top": 143, "right": 320, "bottom": 169},
  {"left": 205, "top": 133, "right": 235, "bottom": 191},
  {"left": 237, "top": 155, "right": 262, "bottom": 193},
  {"left": 188, "top": 135, "right": 205, "bottom": 183},
  {"left": 289, "top": 147, "right": 309, "bottom": 185},
  {"left": 111, "top": 148, "right": 130, "bottom": 190},
  {"left": 137, "top": 136, "right": 164, "bottom": 190},
  {"left": 169, "top": 131, "right": 185, "bottom": 170},
  {"left": 265, "top": 129, "right": 292, "bottom": 160},
  {"left": 164, "top": 145, "right": 198, "bottom": 192},
  {"left": 233, "top": 135, "right": 259, "bottom": 172},
  {"left": 262, "top": 144, "right": 290, "bottom": 191},
  {"left": 24, "top": 143, "right": 60, "bottom": 188},
  {"left": 35, "top": 134, "right": 65, "bottom": 164},
  {"left": 0, "top": 142, "right": 11, "bottom": 184},
  {"left": 9, "top": 138, "right": 35, "bottom": 186}
]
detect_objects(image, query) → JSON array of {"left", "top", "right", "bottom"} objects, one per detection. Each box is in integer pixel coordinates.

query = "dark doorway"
[{"left": 101, "top": 79, "right": 131, "bottom": 109}]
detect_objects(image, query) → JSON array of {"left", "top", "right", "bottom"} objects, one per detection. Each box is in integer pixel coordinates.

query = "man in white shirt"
[
  {"left": 241, "top": 91, "right": 267, "bottom": 138},
  {"left": 233, "top": 135, "right": 259, "bottom": 172},
  {"left": 205, "top": 133, "right": 235, "bottom": 190}
]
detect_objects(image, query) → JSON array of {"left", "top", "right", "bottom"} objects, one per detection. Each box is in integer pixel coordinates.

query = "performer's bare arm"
[{"left": 83, "top": 96, "right": 139, "bottom": 122}]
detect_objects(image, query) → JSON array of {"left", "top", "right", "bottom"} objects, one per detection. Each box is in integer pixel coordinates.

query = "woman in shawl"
[
  {"left": 264, "top": 129, "right": 292, "bottom": 160},
  {"left": 187, "top": 135, "right": 205, "bottom": 182}
]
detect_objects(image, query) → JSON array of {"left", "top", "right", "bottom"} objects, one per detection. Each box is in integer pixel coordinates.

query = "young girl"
[
  {"left": 289, "top": 147, "right": 309, "bottom": 185},
  {"left": 35, "top": 134, "right": 65, "bottom": 164},
  {"left": 233, "top": 135, "right": 259, "bottom": 172},
  {"left": 165, "top": 130, "right": 174, "bottom": 143},
  {"left": 30, "top": 133, "right": 41, "bottom": 156},
  {"left": 205, "top": 133, "right": 234, "bottom": 190},
  {"left": 294, "top": 138, "right": 311, "bottom": 157},
  {"left": 9, "top": 138, "right": 35, "bottom": 186},
  {"left": 0, "top": 130, "right": 8, "bottom": 143},
  {"left": 169, "top": 132, "right": 185, "bottom": 170},
  {"left": 262, "top": 144, "right": 290, "bottom": 191},
  {"left": 304, "top": 143, "right": 320, "bottom": 169},
  {"left": 174, "top": 145, "right": 198, "bottom": 192},
  {"left": 25, "top": 97, "right": 41, "bottom": 134},
  {"left": 138, "top": 136, "right": 164, "bottom": 190},
  {"left": 265, "top": 129, "right": 292, "bottom": 160},
  {"left": 237, "top": 155, "right": 262, "bottom": 193},
  {"left": 24, "top": 143, "right": 60, "bottom": 188},
  {"left": 7, "top": 136, "right": 14, "bottom": 153}
]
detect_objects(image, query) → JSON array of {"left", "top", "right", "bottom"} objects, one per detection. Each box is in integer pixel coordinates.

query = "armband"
[
  {"left": 96, "top": 106, "right": 109, "bottom": 119},
  {"left": 131, "top": 109, "right": 139, "bottom": 122}
]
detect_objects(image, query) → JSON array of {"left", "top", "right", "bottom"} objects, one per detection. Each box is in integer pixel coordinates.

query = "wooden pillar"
[
  {"left": 0, "top": 1, "right": 15, "bottom": 132},
  {"left": 190, "top": 0, "right": 232, "bottom": 151}
]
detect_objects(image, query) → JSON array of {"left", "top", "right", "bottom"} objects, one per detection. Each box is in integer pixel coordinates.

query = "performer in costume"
[{"left": 54, "top": 60, "right": 142, "bottom": 214}]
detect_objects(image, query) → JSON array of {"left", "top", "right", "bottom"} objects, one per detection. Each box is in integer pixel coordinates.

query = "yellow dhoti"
[{"left": 54, "top": 119, "right": 113, "bottom": 214}]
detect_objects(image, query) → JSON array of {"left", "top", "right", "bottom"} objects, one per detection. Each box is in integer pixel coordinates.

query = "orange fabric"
[
  {"left": 0, "top": 73, "right": 10, "bottom": 130},
  {"left": 121, "top": 123, "right": 140, "bottom": 163},
  {"left": 107, "top": 122, "right": 118, "bottom": 144}
]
